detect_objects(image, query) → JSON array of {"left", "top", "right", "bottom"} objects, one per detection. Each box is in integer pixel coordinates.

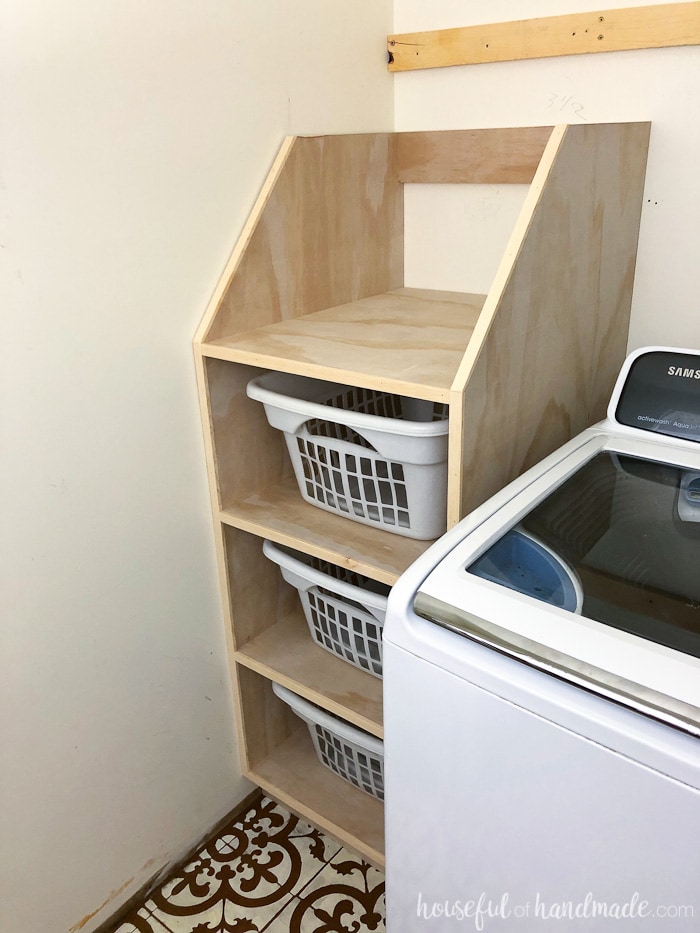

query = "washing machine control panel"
[{"left": 614, "top": 348, "right": 700, "bottom": 443}]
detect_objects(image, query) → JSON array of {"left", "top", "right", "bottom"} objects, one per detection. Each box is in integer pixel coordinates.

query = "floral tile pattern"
[
  {"left": 111, "top": 794, "right": 385, "bottom": 933},
  {"left": 270, "top": 851, "right": 386, "bottom": 933}
]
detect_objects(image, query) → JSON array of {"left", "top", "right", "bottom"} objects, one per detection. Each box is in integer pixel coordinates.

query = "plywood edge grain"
[
  {"left": 388, "top": 2, "right": 700, "bottom": 71},
  {"left": 192, "top": 356, "right": 239, "bottom": 690},
  {"left": 234, "top": 612, "right": 384, "bottom": 737},
  {"left": 449, "top": 124, "right": 569, "bottom": 394},
  {"left": 445, "top": 124, "right": 569, "bottom": 523},
  {"left": 219, "top": 476, "right": 430, "bottom": 586},
  {"left": 200, "top": 288, "right": 483, "bottom": 401}
]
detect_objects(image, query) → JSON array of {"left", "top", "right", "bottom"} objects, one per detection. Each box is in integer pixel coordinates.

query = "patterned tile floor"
[{"left": 110, "top": 793, "right": 385, "bottom": 933}]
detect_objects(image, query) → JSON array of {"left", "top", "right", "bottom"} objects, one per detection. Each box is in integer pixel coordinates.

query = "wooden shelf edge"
[
  {"left": 198, "top": 342, "right": 450, "bottom": 403},
  {"left": 234, "top": 614, "right": 383, "bottom": 738},
  {"left": 199, "top": 287, "right": 486, "bottom": 403},
  {"left": 247, "top": 731, "right": 385, "bottom": 867},
  {"left": 219, "top": 478, "right": 432, "bottom": 586}
]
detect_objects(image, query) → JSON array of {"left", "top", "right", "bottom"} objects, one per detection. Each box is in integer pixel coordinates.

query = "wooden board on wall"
[
  {"left": 388, "top": 1, "right": 700, "bottom": 71},
  {"left": 448, "top": 121, "right": 651, "bottom": 522}
]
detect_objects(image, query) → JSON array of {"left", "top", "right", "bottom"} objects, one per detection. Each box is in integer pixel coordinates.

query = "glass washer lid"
[{"left": 466, "top": 451, "right": 700, "bottom": 660}]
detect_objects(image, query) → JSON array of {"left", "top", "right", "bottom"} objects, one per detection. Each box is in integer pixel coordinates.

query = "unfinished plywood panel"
[
  {"left": 205, "top": 358, "right": 291, "bottom": 509},
  {"left": 204, "top": 288, "right": 484, "bottom": 401},
  {"left": 388, "top": 2, "right": 700, "bottom": 71},
  {"left": 449, "top": 122, "right": 650, "bottom": 521},
  {"left": 223, "top": 525, "right": 299, "bottom": 650},
  {"left": 396, "top": 127, "right": 552, "bottom": 184},
  {"left": 198, "top": 134, "right": 404, "bottom": 344},
  {"left": 194, "top": 138, "right": 296, "bottom": 344},
  {"left": 235, "top": 665, "right": 299, "bottom": 772}
]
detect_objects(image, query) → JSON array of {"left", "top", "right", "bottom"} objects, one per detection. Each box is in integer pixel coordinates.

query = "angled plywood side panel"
[
  {"left": 396, "top": 126, "right": 554, "bottom": 184},
  {"left": 194, "top": 137, "right": 297, "bottom": 345},
  {"left": 448, "top": 121, "right": 650, "bottom": 523},
  {"left": 202, "top": 134, "right": 403, "bottom": 344}
]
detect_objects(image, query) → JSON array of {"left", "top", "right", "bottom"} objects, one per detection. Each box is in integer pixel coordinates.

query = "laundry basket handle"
[
  {"left": 263, "top": 540, "right": 388, "bottom": 619},
  {"left": 272, "top": 681, "right": 385, "bottom": 756}
]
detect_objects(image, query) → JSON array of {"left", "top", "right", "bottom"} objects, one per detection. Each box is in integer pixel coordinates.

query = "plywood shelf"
[
  {"left": 201, "top": 287, "right": 485, "bottom": 402},
  {"left": 248, "top": 726, "right": 385, "bottom": 867},
  {"left": 220, "top": 475, "right": 432, "bottom": 586},
  {"left": 235, "top": 611, "right": 383, "bottom": 737}
]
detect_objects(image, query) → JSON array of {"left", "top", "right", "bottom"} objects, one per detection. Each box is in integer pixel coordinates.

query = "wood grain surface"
[{"left": 388, "top": 2, "right": 700, "bottom": 71}]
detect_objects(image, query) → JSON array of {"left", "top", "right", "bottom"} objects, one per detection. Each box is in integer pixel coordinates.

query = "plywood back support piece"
[
  {"left": 396, "top": 127, "right": 553, "bottom": 184},
  {"left": 448, "top": 122, "right": 651, "bottom": 522}
]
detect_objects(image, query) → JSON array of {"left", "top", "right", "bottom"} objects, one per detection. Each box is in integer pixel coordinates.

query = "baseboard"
[{"left": 92, "top": 787, "right": 263, "bottom": 933}]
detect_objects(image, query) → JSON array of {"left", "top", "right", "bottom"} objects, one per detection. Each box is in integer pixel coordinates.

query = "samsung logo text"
[{"left": 667, "top": 365, "right": 700, "bottom": 379}]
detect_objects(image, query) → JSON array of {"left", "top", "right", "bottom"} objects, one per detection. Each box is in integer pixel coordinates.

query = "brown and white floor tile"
[
  {"left": 111, "top": 794, "right": 384, "bottom": 933},
  {"left": 111, "top": 900, "right": 174, "bottom": 933},
  {"left": 265, "top": 849, "right": 386, "bottom": 932}
]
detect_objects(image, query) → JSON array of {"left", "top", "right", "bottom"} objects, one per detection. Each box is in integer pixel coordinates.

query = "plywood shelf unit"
[{"left": 194, "top": 123, "right": 650, "bottom": 867}]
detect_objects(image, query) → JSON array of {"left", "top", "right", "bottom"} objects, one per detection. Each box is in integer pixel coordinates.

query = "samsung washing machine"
[{"left": 383, "top": 346, "right": 700, "bottom": 932}]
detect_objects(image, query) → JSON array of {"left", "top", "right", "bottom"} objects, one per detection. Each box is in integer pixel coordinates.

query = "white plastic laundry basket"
[
  {"left": 263, "top": 540, "right": 390, "bottom": 678},
  {"left": 247, "top": 372, "right": 449, "bottom": 540},
  {"left": 272, "top": 682, "right": 384, "bottom": 800}
]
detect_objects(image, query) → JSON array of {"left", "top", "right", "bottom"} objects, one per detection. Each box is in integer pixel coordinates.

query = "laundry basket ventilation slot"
[
  {"left": 272, "top": 682, "right": 384, "bottom": 801},
  {"left": 297, "top": 437, "right": 412, "bottom": 530},
  {"left": 307, "top": 586, "right": 384, "bottom": 677},
  {"left": 247, "top": 373, "right": 450, "bottom": 539},
  {"left": 314, "top": 722, "right": 384, "bottom": 800},
  {"left": 299, "top": 389, "right": 445, "bottom": 531},
  {"left": 263, "top": 540, "right": 389, "bottom": 678}
]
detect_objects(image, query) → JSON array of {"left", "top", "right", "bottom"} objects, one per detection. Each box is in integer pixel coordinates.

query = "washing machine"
[{"left": 383, "top": 346, "right": 700, "bottom": 932}]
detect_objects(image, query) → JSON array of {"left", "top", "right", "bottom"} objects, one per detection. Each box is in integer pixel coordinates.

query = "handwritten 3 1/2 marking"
[{"left": 548, "top": 92, "right": 588, "bottom": 121}]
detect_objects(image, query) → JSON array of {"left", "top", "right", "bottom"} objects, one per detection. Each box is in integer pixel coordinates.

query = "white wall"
[
  {"left": 0, "top": 3, "right": 392, "bottom": 931},
  {"left": 395, "top": 0, "right": 700, "bottom": 351}
]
